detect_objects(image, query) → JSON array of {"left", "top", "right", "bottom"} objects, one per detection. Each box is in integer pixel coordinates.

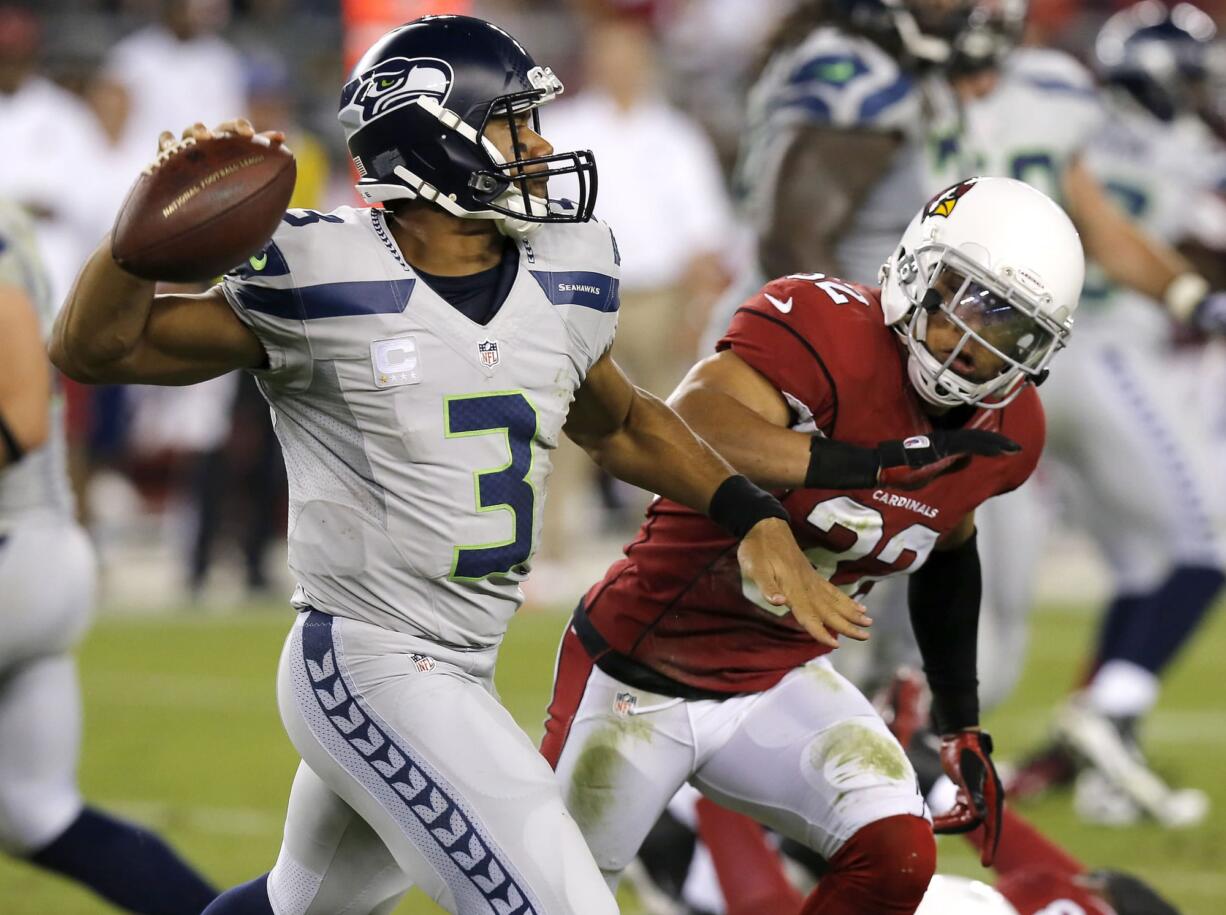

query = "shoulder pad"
[
  {"left": 521, "top": 216, "right": 620, "bottom": 280},
  {"left": 227, "top": 206, "right": 385, "bottom": 289},
  {"left": 761, "top": 27, "right": 917, "bottom": 131}
]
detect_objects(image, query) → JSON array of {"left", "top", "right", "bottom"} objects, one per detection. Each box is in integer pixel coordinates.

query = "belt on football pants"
[{"left": 569, "top": 601, "right": 750, "bottom": 703}]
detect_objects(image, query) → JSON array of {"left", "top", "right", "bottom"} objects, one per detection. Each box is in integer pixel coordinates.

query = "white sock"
[{"left": 1086, "top": 660, "right": 1159, "bottom": 719}]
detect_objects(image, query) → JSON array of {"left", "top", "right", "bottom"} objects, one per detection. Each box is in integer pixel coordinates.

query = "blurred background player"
[
  {"left": 920, "top": 0, "right": 1226, "bottom": 825},
  {"left": 0, "top": 197, "right": 218, "bottom": 913},
  {"left": 700, "top": 0, "right": 975, "bottom": 354}
]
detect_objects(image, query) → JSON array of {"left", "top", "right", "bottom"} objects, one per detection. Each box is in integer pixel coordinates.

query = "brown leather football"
[{"left": 111, "top": 133, "right": 296, "bottom": 283}]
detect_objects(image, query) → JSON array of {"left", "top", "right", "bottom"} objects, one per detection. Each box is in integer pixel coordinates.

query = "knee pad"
[{"left": 830, "top": 814, "right": 936, "bottom": 907}]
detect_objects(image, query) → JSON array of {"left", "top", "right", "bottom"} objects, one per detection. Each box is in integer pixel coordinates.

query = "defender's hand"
[
  {"left": 877, "top": 430, "right": 1020, "bottom": 490},
  {"left": 933, "top": 729, "right": 1004, "bottom": 867},
  {"left": 806, "top": 430, "right": 1019, "bottom": 492},
  {"left": 736, "top": 518, "right": 871, "bottom": 650}
]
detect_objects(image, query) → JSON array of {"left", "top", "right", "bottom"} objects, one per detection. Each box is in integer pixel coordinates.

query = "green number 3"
[{"left": 444, "top": 391, "right": 539, "bottom": 581}]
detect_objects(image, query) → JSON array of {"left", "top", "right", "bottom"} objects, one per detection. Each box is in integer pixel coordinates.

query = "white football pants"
[
  {"left": 0, "top": 516, "right": 96, "bottom": 852},
  {"left": 267, "top": 610, "right": 617, "bottom": 915},
  {"left": 547, "top": 627, "right": 928, "bottom": 886}
]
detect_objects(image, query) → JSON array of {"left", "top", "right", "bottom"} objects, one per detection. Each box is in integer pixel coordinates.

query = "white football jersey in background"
[
  {"left": 1079, "top": 99, "right": 1226, "bottom": 343},
  {"left": 0, "top": 199, "right": 74, "bottom": 527}
]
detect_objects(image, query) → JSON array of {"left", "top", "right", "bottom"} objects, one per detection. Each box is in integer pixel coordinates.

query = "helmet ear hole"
[{"left": 922, "top": 288, "right": 943, "bottom": 312}]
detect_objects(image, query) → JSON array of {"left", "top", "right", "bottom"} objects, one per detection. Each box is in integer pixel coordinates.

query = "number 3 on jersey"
[{"left": 444, "top": 391, "right": 538, "bottom": 581}]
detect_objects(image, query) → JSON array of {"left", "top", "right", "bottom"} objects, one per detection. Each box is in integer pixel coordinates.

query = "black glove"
[
  {"left": 806, "top": 430, "right": 1020, "bottom": 491},
  {"left": 933, "top": 729, "right": 1004, "bottom": 867}
]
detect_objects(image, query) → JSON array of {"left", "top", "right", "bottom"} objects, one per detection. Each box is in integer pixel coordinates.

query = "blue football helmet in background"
[{"left": 1096, "top": 1, "right": 1224, "bottom": 122}]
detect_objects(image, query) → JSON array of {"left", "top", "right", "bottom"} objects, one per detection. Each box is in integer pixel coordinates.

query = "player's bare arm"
[
  {"left": 671, "top": 348, "right": 1020, "bottom": 492},
  {"left": 50, "top": 121, "right": 278, "bottom": 386},
  {"left": 0, "top": 284, "right": 51, "bottom": 467},
  {"left": 1062, "top": 156, "right": 1208, "bottom": 318},
  {"left": 759, "top": 126, "right": 900, "bottom": 279},
  {"left": 565, "top": 350, "right": 871, "bottom": 648}
]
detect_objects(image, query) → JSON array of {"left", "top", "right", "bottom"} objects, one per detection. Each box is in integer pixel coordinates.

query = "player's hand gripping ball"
[{"left": 112, "top": 119, "right": 295, "bottom": 282}]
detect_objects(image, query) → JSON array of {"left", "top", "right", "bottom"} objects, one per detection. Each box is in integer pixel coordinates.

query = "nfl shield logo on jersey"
[
  {"left": 478, "top": 339, "right": 500, "bottom": 367},
  {"left": 613, "top": 691, "right": 638, "bottom": 718}
]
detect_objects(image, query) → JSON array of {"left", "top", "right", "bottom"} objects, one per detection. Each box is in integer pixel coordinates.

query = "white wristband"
[{"left": 1164, "top": 272, "right": 1210, "bottom": 322}]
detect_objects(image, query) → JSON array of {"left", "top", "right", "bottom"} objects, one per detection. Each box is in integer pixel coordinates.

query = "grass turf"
[{"left": 0, "top": 600, "right": 1223, "bottom": 913}]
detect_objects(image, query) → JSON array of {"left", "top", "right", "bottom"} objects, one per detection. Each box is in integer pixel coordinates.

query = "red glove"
[{"left": 933, "top": 729, "right": 1004, "bottom": 867}]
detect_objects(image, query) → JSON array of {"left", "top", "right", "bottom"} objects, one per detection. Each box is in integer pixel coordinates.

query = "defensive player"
[
  {"left": 50, "top": 15, "right": 864, "bottom": 915},
  {"left": 543, "top": 176, "right": 1085, "bottom": 915},
  {"left": 625, "top": 671, "right": 1181, "bottom": 915},
  {"left": 0, "top": 198, "right": 218, "bottom": 911},
  {"left": 923, "top": 0, "right": 1226, "bottom": 824}
]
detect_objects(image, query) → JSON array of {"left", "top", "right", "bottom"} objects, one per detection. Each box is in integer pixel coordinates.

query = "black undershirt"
[{"left": 413, "top": 241, "right": 520, "bottom": 326}]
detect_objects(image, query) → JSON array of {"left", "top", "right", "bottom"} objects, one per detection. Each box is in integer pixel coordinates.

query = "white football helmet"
[
  {"left": 916, "top": 875, "right": 1021, "bottom": 915},
  {"left": 880, "top": 176, "right": 1084, "bottom": 409}
]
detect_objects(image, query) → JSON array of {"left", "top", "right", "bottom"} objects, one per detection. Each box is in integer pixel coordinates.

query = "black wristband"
[
  {"left": 0, "top": 411, "right": 24, "bottom": 464},
  {"left": 707, "top": 474, "right": 790, "bottom": 540},
  {"left": 930, "top": 690, "right": 981, "bottom": 736},
  {"left": 805, "top": 436, "right": 881, "bottom": 489}
]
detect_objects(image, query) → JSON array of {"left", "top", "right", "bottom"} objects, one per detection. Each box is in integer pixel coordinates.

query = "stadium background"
[{"left": 1, "top": 0, "right": 1224, "bottom": 912}]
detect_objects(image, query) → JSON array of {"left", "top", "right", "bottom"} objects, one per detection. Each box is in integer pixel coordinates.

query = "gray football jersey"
[
  {"left": 735, "top": 26, "right": 938, "bottom": 286},
  {"left": 222, "top": 206, "right": 620, "bottom": 649},
  {"left": 927, "top": 48, "right": 1105, "bottom": 201},
  {"left": 1080, "top": 100, "right": 1226, "bottom": 339},
  {"left": 0, "top": 199, "right": 74, "bottom": 525}
]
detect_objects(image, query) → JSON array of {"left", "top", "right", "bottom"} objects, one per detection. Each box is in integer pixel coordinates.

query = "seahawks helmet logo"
[
  {"left": 923, "top": 178, "right": 980, "bottom": 221},
  {"left": 341, "top": 57, "right": 453, "bottom": 125}
]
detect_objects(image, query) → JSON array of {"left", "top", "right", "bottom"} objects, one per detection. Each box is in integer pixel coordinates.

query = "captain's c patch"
[{"left": 371, "top": 335, "right": 421, "bottom": 388}]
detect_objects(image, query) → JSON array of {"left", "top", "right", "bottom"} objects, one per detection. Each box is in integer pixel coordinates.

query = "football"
[{"left": 111, "top": 132, "right": 296, "bottom": 283}]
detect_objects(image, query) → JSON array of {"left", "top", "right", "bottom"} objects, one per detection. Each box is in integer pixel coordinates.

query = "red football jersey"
[{"left": 580, "top": 274, "right": 1045, "bottom": 695}]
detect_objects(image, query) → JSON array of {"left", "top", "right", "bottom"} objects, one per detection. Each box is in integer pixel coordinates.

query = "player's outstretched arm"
[
  {"left": 50, "top": 121, "right": 273, "bottom": 386},
  {"left": 671, "top": 350, "right": 1019, "bottom": 491},
  {"left": 909, "top": 513, "right": 1004, "bottom": 865},
  {"left": 1063, "top": 156, "right": 1214, "bottom": 326},
  {"left": 565, "top": 351, "right": 871, "bottom": 648},
  {"left": 50, "top": 246, "right": 264, "bottom": 385}
]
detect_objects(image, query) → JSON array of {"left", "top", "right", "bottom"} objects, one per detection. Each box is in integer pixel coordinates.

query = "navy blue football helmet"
[
  {"left": 339, "top": 15, "right": 597, "bottom": 230},
  {"left": 1096, "top": 1, "right": 1223, "bottom": 122},
  {"left": 829, "top": 0, "right": 979, "bottom": 68},
  {"left": 947, "top": 0, "right": 1028, "bottom": 76}
]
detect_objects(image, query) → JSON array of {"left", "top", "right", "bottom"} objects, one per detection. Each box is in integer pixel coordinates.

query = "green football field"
[{"left": 1, "top": 600, "right": 1223, "bottom": 914}]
